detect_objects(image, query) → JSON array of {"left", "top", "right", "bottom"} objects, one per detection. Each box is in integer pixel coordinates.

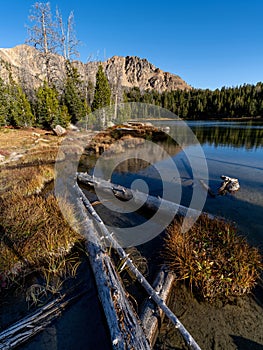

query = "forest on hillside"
[
  {"left": 124, "top": 83, "right": 263, "bottom": 120},
  {"left": 1, "top": 58, "right": 263, "bottom": 130}
]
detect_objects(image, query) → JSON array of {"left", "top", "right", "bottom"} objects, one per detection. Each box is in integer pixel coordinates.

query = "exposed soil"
[{"left": 155, "top": 281, "right": 263, "bottom": 350}]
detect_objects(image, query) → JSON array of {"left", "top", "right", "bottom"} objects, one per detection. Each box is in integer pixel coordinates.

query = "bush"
[{"left": 163, "top": 214, "right": 262, "bottom": 301}]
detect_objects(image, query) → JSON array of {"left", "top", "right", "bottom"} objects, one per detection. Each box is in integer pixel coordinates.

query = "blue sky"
[{"left": 1, "top": 0, "right": 263, "bottom": 90}]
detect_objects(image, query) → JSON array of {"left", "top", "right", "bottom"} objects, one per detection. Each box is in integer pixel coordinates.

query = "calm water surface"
[
  {"left": 157, "top": 120, "right": 263, "bottom": 247},
  {"left": 110, "top": 120, "right": 263, "bottom": 248}
]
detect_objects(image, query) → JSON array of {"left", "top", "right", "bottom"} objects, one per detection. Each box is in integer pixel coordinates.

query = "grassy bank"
[{"left": 0, "top": 128, "right": 84, "bottom": 299}]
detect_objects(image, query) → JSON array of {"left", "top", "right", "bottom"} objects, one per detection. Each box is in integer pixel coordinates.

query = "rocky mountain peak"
[{"left": 0, "top": 44, "right": 191, "bottom": 93}]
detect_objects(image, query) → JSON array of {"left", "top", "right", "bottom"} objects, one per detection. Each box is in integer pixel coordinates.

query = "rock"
[
  {"left": 67, "top": 123, "right": 80, "bottom": 132},
  {"left": 9, "top": 152, "right": 23, "bottom": 162},
  {"left": 0, "top": 154, "right": 5, "bottom": 162},
  {"left": 53, "top": 125, "right": 67, "bottom": 137}
]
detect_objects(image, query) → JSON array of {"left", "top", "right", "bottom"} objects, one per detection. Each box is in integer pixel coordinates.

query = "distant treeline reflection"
[{"left": 191, "top": 124, "right": 263, "bottom": 149}]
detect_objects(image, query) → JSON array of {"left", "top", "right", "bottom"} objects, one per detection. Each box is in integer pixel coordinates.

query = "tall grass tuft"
[{"left": 163, "top": 214, "right": 262, "bottom": 302}]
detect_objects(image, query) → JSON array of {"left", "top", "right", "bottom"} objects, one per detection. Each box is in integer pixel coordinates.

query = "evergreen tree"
[
  {"left": 35, "top": 81, "right": 69, "bottom": 129},
  {"left": 91, "top": 65, "right": 111, "bottom": 111},
  {"left": 91, "top": 64, "right": 111, "bottom": 129},
  {"left": 10, "top": 84, "right": 34, "bottom": 127},
  {"left": 0, "top": 70, "right": 34, "bottom": 127},
  {"left": 0, "top": 78, "right": 8, "bottom": 126},
  {"left": 62, "top": 60, "right": 88, "bottom": 124}
]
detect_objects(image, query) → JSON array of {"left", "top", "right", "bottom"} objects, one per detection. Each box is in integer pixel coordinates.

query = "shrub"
[{"left": 163, "top": 214, "right": 262, "bottom": 301}]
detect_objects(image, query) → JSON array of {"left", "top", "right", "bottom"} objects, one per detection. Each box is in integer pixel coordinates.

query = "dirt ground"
[{"left": 155, "top": 281, "right": 263, "bottom": 350}]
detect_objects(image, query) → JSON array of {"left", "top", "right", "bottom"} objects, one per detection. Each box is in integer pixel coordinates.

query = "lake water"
[{"left": 107, "top": 120, "right": 263, "bottom": 248}]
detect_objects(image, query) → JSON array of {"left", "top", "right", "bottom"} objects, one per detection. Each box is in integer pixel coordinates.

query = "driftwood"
[
  {"left": 73, "top": 184, "right": 151, "bottom": 350},
  {"left": 140, "top": 266, "right": 175, "bottom": 347},
  {"left": 0, "top": 290, "right": 86, "bottom": 350},
  {"left": 218, "top": 175, "right": 240, "bottom": 195},
  {"left": 199, "top": 179, "right": 216, "bottom": 198},
  {"left": 77, "top": 172, "right": 214, "bottom": 220},
  {"left": 75, "top": 183, "right": 202, "bottom": 350}
]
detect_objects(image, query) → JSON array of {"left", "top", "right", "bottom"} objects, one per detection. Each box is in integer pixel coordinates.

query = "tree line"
[
  {"left": 0, "top": 58, "right": 112, "bottom": 129},
  {"left": 124, "top": 82, "right": 263, "bottom": 119}
]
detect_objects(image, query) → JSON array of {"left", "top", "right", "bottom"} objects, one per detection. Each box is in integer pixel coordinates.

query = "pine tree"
[
  {"left": 0, "top": 78, "right": 8, "bottom": 126},
  {"left": 35, "top": 81, "right": 69, "bottom": 129},
  {"left": 91, "top": 64, "right": 111, "bottom": 129},
  {"left": 91, "top": 65, "right": 111, "bottom": 111},
  {"left": 62, "top": 60, "right": 88, "bottom": 124},
  {"left": 12, "top": 85, "right": 34, "bottom": 127}
]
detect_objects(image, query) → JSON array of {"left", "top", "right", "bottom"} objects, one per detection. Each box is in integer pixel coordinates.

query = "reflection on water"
[
  {"left": 152, "top": 120, "right": 263, "bottom": 247},
  {"left": 155, "top": 120, "right": 263, "bottom": 150},
  {"left": 84, "top": 120, "right": 262, "bottom": 248}
]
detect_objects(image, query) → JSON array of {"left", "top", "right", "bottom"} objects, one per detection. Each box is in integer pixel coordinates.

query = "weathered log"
[
  {"left": 140, "top": 266, "right": 175, "bottom": 347},
  {"left": 218, "top": 175, "right": 240, "bottom": 195},
  {"left": 0, "top": 290, "right": 86, "bottom": 350},
  {"left": 73, "top": 184, "right": 151, "bottom": 350},
  {"left": 76, "top": 183, "right": 202, "bottom": 350},
  {"left": 77, "top": 172, "right": 215, "bottom": 220}
]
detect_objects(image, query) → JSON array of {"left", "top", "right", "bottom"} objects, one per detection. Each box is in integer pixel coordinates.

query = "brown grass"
[
  {"left": 0, "top": 128, "right": 83, "bottom": 296},
  {"left": 163, "top": 214, "right": 262, "bottom": 302}
]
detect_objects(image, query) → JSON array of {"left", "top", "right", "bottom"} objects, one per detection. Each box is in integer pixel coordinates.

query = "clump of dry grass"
[
  {"left": 0, "top": 165, "right": 54, "bottom": 197},
  {"left": 0, "top": 193, "right": 83, "bottom": 290},
  {"left": 163, "top": 214, "right": 262, "bottom": 302},
  {"left": 0, "top": 128, "right": 83, "bottom": 296}
]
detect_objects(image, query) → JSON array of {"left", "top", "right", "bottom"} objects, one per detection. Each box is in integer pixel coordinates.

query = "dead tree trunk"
[{"left": 77, "top": 172, "right": 215, "bottom": 220}]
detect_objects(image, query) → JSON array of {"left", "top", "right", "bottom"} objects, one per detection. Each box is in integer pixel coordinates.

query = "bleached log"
[
  {"left": 0, "top": 290, "right": 86, "bottom": 350},
  {"left": 77, "top": 172, "right": 215, "bottom": 220},
  {"left": 76, "top": 183, "right": 202, "bottom": 350},
  {"left": 73, "top": 184, "right": 151, "bottom": 350},
  {"left": 218, "top": 175, "right": 240, "bottom": 195},
  {"left": 140, "top": 266, "right": 175, "bottom": 347}
]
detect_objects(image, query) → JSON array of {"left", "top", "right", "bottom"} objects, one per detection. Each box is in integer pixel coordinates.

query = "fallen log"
[
  {"left": 75, "top": 183, "right": 202, "bottom": 350},
  {"left": 0, "top": 289, "right": 86, "bottom": 350},
  {"left": 218, "top": 175, "right": 240, "bottom": 195},
  {"left": 140, "top": 266, "right": 175, "bottom": 347},
  {"left": 77, "top": 172, "right": 215, "bottom": 220},
  {"left": 73, "top": 184, "right": 151, "bottom": 350}
]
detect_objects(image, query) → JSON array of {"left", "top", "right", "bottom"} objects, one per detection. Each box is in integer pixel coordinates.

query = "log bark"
[
  {"left": 140, "top": 266, "right": 175, "bottom": 347},
  {"left": 75, "top": 183, "right": 202, "bottom": 350},
  {"left": 73, "top": 184, "right": 151, "bottom": 350},
  {"left": 77, "top": 172, "right": 215, "bottom": 220}
]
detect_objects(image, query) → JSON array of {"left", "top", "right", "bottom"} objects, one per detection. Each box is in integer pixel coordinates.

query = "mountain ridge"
[{"left": 0, "top": 44, "right": 191, "bottom": 93}]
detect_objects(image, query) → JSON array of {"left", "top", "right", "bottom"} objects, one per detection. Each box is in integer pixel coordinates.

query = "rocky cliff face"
[{"left": 0, "top": 44, "right": 190, "bottom": 93}]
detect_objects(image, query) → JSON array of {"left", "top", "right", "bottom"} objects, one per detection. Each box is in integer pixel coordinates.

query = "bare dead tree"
[
  {"left": 56, "top": 8, "right": 80, "bottom": 61},
  {"left": 26, "top": 2, "right": 59, "bottom": 84},
  {"left": 27, "top": 2, "right": 58, "bottom": 55}
]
